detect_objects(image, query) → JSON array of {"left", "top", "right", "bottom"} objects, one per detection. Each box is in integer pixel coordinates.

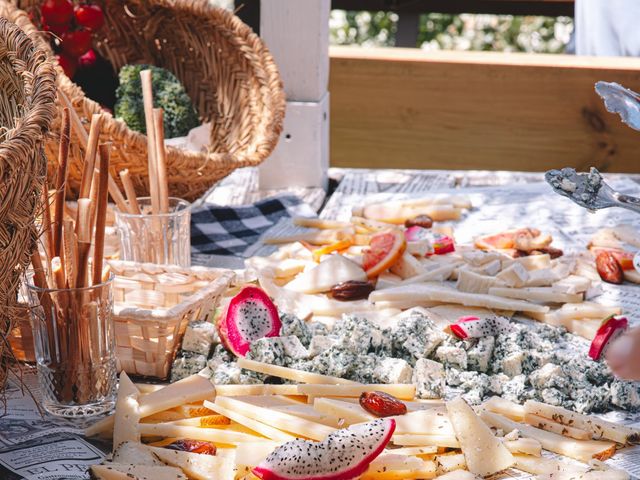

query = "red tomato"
[
  {"left": 78, "top": 49, "right": 97, "bottom": 69},
  {"left": 74, "top": 4, "right": 105, "bottom": 31},
  {"left": 41, "top": 0, "right": 73, "bottom": 26},
  {"left": 61, "top": 30, "right": 93, "bottom": 58},
  {"left": 55, "top": 54, "right": 77, "bottom": 78}
]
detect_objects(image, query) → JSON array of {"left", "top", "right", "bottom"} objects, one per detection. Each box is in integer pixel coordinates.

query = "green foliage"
[
  {"left": 115, "top": 64, "right": 199, "bottom": 138},
  {"left": 330, "top": 11, "right": 573, "bottom": 54}
]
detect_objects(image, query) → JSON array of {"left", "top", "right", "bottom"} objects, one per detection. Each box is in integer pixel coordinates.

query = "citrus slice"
[
  {"left": 474, "top": 228, "right": 538, "bottom": 251},
  {"left": 312, "top": 239, "right": 353, "bottom": 262},
  {"left": 362, "top": 230, "right": 406, "bottom": 278}
]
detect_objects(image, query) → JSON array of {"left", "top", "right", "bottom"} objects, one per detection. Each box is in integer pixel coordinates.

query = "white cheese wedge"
[
  {"left": 390, "top": 252, "right": 426, "bottom": 279},
  {"left": 385, "top": 408, "right": 454, "bottom": 436},
  {"left": 215, "top": 396, "right": 335, "bottom": 441},
  {"left": 513, "top": 454, "right": 629, "bottom": 479},
  {"left": 496, "top": 262, "right": 529, "bottom": 287},
  {"left": 313, "top": 397, "right": 375, "bottom": 425},
  {"left": 89, "top": 464, "right": 187, "bottom": 480},
  {"left": 524, "top": 400, "right": 640, "bottom": 444},
  {"left": 482, "top": 396, "right": 526, "bottom": 422},
  {"left": 446, "top": 397, "right": 514, "bottom": 476},
  {"left": 139, "top": 375, "right": 215, "bottom": 417},
  {"left": 457, "top": 269, "right": 504, "bottom": 294},
  {"left": 376, "top": 271, "right": 403, "bottom": 289},
  {"left": 433, "top": 471, "right": 480, "bottom": 480},
  {"left": 508, "top": 254, "right": 551, "bottom": 271},
  {"left": 552, "top": 275, "right": 592, "bottom": 294},
  {"left": 480, "top": 411, "right": 616, "bottom": 462},
  {"left": 503, "top": 437, "right": 542, "bottom": 456},
  {"left": 524, "top": 412, "right": 591, "bottom": 440},
  {"left": 204, "top": 399, "right": 296, "bottom": 442},
  {"left": 401, "top": 264, "right": 457, "bottom": 285},
  {"left": 113, "top": 372, "right": 140, "bottom": 451},
  {"left": 285, "top": 254, "right": 367, "bottom": 293},
  {"left": 148, "top": 446, "right": 235, "bottom": 480},
  {"left": 112, "top": 442, "right": 163, "bottom": 466},
  {"left": 363, "top": 455, "right": 436, "bottom": 480},
  {"left": 434, "top": 452, "right": 467, "bottom": 474},
  {"left": 237, "top": 357, "right": 358, "bottom": 385},
  {"left": 391, "top": 434, "right": 460, "bottom": 448},
  {"left": 272, "top": 403, "right": 342, "bottom": 427}
]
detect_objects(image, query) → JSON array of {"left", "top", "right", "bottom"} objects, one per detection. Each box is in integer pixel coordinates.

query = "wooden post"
[{"left": 258, "top": 0, "right": 330, "bottom": 190}]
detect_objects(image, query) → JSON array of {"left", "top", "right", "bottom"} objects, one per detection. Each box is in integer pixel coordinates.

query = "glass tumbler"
[
  {"left": 26, "top": 273, "right": 116, "bottom": 417},
  {"left": 115, "top": 197, "right": 191, "bottom": 267}
]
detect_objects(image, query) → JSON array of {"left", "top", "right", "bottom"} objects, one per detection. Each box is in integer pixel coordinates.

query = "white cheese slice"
[
  {"left": 89, "top": 464, "right": 187, "bottom": 480},
  {"left": 138, "top": 423, "right": 266, "bottom": 444},
  {"left": 148, "top": 446, "right": 235, "bottom": 480},
  {"left": 524, "top": 412, "right": 591, "bottom": 440},
  {"left": 392, "top": 433, "right": 460, "bottom": 448},
  {"left": 214, "top": 384, "right": 300, "bottom": 396},
  {"left": 237, "top": 357, "right": 358, "bottom": 385},
  {"left": 434, "top": 452, "right": 467, "bottom": 474},
  {"left": 432, "top": 470, "right": 480, "bottom": 480},
  {"left": 488, "top": 286, "right": 583, "bottom": 304},
  {"left": 446, "top": 397, "right": 514, "bottom": 476},
  {"left": 496, "top": 262, "right": 529, "bottom": 287},
  {"left": 502, "top": 437, "right": 542, "bottom": 456},
  {"left": 483, "top": 396, "right": 526, "bottom": 421},
  {"left": 524, "top": 400, "right": 640, "bottom": 444},
  {"left": 369, "top": 283, "right": 549, "bottom": 313},
  {"left": 204, "top": 399, "right": 296, "bottom": 442},
  {"left": 296, "top": 383, "right": 415, "bottom": 400},
  {"left": 457, "top": 269, "right": 504, "bottom": 294},
  {"left": 214, "top": 396, "right": 335, "bottom": 441},
  {"left": 552, "top": 275, "right": 592, "bottom": 294},
  {"left": 480, "top": 411, "right": 616, "bottom": 463},
  {"left": 285, "top": 254, "right": 366, "bottom": 293}
]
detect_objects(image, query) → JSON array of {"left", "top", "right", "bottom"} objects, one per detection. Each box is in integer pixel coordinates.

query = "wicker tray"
[
  {"left": 109, "top": 260, "right": 234, "bottom": 379},
  {"left": 0, "top": 0, "right": 285, "bottom": 201}
]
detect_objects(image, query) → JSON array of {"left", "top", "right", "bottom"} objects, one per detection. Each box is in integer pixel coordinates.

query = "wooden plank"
[
  {"left": 329, "top": 47, "right": 640, "bottom": 173},
  {"left": 331, "top": 0, "right": 575, "bottom": 17}
]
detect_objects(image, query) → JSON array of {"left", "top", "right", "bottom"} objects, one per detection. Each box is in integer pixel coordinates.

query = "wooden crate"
[{"left": 109, "top": 261, "right": 234, "bottom": 380}]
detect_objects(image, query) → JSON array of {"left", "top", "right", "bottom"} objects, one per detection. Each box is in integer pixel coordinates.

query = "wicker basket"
[
  {"left": 1, "top": 0, "right": 285, "bottom": 201},
  {"left": 108, "top": 260, "right": 234, "bottom": 379},
  {"left": 0, "top": 17, "right": 56, "bottom": 394}
]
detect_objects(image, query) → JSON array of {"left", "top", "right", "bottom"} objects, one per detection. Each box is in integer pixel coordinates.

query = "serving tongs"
[{"left": 546, "top": 82, "right": 640, "bottom": 215}]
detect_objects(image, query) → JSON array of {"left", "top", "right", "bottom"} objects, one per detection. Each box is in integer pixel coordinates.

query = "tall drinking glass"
[
  {"left": 26, "top": 273, "right": 116, "bottom": 417},
  {"left": 115, "top": 197, "right": 191, "bottom": 267}
]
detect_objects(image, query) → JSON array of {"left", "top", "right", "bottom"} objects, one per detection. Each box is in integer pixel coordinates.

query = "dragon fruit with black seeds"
[
  {"left": 450, "top": 315, "right": 512, "bottom": 339},
  {"left": 252, "top": 418, "right": 395, "bottom": 480},
  {"left": 589, "top": 315, "right": 628, "bottom": 361},
  {"left": 217, "top": 285, "right": 281, "bottom": 357}
]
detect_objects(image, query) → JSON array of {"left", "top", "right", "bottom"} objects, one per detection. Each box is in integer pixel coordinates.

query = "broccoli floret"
[{"left": 114, "top": 64, "right": 199, "bottom": 138}]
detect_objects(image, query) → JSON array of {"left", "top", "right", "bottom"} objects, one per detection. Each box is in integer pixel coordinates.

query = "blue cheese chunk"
[
  {"left": 502, "top": 374, "right": 527, "bottom": 403},
  {"left": 312, "top": 347, "right": 357, "bottom": 378},
  {"left": 307, "top": 335, "right": 340, "bottom": 358},
  {"left": 247, "top": 337, "right": 286, "bottom": 366},
  {"left": 467, "top": 337, "right": 495, "bottom": 373},
  {"left": 280, "top": 314, "right": 312, "bottom": 346},
  {"left": 333, "top": 315, "right": 384, "bottom": 353},
  {"left": 611, "top": 381, "right": 640, "bottom": 410},
  {"left": 181, "top": 321, "right": 217, "bottom": 355},
  {"left": 280, "top": 335, "right": 309, "bottom": 359},
  {"left": 501, "top": 351, "right": 525, "bottom": 377},
  {"left": 529, "top": 363, "right": 565, "bottom": 390},
  {"left": 213, "top": 362, "right": 242, "bottom": 385},
  {"left": 391, "top": 314, "right": 446, "bottom": 360},
  {"left": 412, "top": 358, "right": 445, "bottom": 399},
  {"left": 435, "top": 345, "right": 468, "bottom": 370},
  {"left": 541, "top": 387, "right": 567, "bottom": 406},
  {"left": 171, "top": 352, "right": 207, "bottom": 382},
  {"left": 488, "top": 373, "right": 509, "bottom": 395},
  {"left": 373, "top": 358, "right": 413, "bottom": 384}
]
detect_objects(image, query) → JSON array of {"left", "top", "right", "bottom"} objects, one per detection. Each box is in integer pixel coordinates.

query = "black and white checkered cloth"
[{"left": 190, "top": 195, "right": 316, "bottom": 256}]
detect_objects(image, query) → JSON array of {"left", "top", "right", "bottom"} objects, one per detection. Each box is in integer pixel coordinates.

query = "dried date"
[
  {"left": 166, "top": 439, "right": 217, "bottom": 455},
  {"left": 330, "top": 281, "right": 375, "bottom": 301},
  {"left": 360, "top": 391, "right": 407, "bottom": 417},
  {"left": 596, "top": 251, "right": 623, "bottom": 284},
  {"left": 405, "top": 214, "right": 433, "bottom": 229}
]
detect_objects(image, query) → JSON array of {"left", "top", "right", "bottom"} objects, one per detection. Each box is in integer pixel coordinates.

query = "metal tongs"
[
  {"left": 545, "top": 167, "right": 640, "bottom": 214},
  {"left": 546, "top": 82, "right": 640, "bottom": 214}
]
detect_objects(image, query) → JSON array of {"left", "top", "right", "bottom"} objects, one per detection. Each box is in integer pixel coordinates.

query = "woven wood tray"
[{"left": 109, "top": 260, "right": 234, "bottom": 379}]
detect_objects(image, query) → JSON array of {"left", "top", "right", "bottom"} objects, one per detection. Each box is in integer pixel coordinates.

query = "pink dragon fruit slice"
[
  {"left": 450, "top": 315, "right": 512, "bottom": 339},
  {"left": 217, "top": 285, "right": 281, "bottom": 357},
  {"left": 404, "top": 226, "right": 430, "bottom": 242},
  {"left": 589, "top": 315, "right": 628, "bottom": 361},
  {"left": 253, "top": 418, "right": 395, "bottom": 480}
]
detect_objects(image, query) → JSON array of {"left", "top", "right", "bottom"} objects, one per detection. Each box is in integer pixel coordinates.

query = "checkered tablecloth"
[{"left": 190, "top": 195, "right": 316, "bottom": 256}]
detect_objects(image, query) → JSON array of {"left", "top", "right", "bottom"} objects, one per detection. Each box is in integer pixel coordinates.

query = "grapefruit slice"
[
  {"left": 362, "top": 230, "right": 406, "bottom": 278},
  {"left": 475, "top": 228, "right": 539, "bottom": 251}
]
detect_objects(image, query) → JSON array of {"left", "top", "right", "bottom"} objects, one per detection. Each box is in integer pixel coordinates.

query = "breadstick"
[
  {"left": 140, "top": 69, "right": 160, "bottom": 215},
  {"left": 153, "top": 108, "right": 170, "bottom": 213},
  {"left": 53, "top": 108, "right": 71, "bottom": 257},
  {"left": 93, "top": 145, "right": 110, "bottom": 286}
]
